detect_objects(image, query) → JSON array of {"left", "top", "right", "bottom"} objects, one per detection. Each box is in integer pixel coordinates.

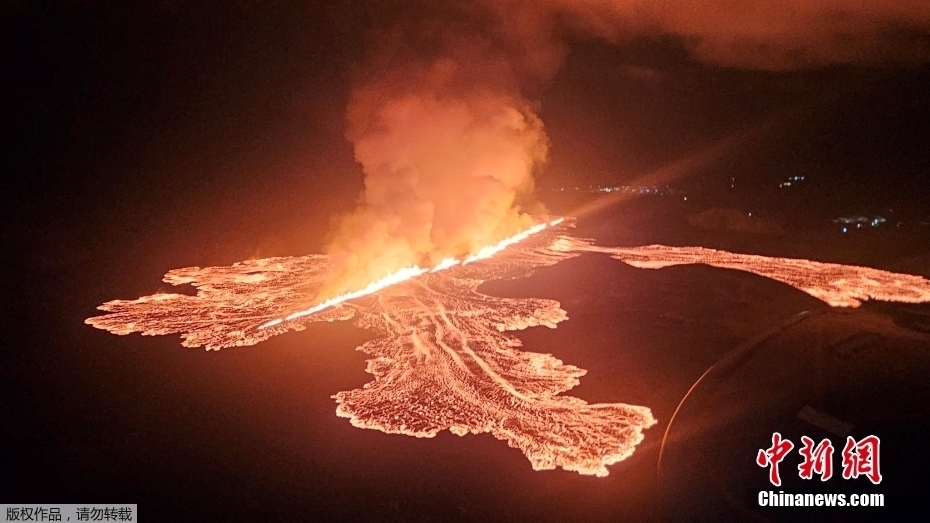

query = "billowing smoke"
[
  {"left": 321, "top": 1, "right": 560, "bottom": 298},
  {"left": 322, "top": 0, "right": 930, "bottom": 298}
]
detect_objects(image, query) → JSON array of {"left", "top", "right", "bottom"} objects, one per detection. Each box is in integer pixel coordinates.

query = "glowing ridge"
[
  {"left": 276, "top": 265, "right": 428, "bottom": 324},
  {"left": 430, "top": 257, "right": 460, "bottom": 272},
  {"left": 260, "top": 218, "right": 564, "bottom": 328}
]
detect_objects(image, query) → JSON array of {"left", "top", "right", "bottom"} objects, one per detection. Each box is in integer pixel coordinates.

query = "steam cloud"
[
  {"left": 321, "top": 1, "right": 560, "bottom": 297},
  {"left": 323, "top": 0, "right": 930, "bottom": 297}
]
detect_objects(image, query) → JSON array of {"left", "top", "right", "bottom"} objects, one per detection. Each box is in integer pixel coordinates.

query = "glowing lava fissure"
[
  {"left": 86, "top": 227, "right": 930, "bottom": 477},
  {"left": 260, "top": 218, "right": 563, "bottom": 330},
  {"left": 87, "top": 219, "right": 657, "bottom": 476}
]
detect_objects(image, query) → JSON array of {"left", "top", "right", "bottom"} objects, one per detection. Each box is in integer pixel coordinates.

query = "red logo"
[
  {"left": 757, "top": 432, "right": 795, "bottom": 487},
  {"left": 842, "top": 435, "right": 882, "bottom": 485},
  {"left": 798, "top": 436, "right": 834, "bottom": 481},
  {"left": 758, "top": 433, "right": 882, "bottom": 485}
]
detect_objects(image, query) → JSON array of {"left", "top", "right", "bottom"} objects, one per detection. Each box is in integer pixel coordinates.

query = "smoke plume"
[
  {"left": 322, "top": 0, "right": 930, "bottom": 298},
  {"left": 321, "top": 1, "right": 560, "bottom": 297}
]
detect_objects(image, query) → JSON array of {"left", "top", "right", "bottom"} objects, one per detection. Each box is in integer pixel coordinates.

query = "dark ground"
[{"left": 4, "top": 194, "right": 929, "bottom": 522}]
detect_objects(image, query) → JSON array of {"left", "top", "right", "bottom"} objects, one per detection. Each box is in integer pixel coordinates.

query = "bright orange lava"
[
  {"left": 87, "top": 219, "right": 655, "bottom": 476},
  {"left": 86, "top": 227, "right": 930, "bottom": 477},
  {"left": 259, "top": 219, "right": 564, "bottom": 329},
  {"left": 557, "top": 237, "right": 930, "bottom": 307}
]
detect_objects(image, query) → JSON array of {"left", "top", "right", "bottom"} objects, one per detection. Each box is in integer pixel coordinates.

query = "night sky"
[
  {"left": 3, "top": 1, "right": 930, "bottom": 521},
  {"left": 5, "top": 2, "right": 929, "bottom": 262}
]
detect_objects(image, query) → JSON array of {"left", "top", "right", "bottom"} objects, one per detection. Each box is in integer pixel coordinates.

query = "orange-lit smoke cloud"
[
  {"left": 541, "top": 0, "right": 930, "bottom": 69},
  {"left": 324, "top": 0, "right": 930, "bottom": 297},
  {"left": 322, "top": 2, "right": 561, "bottom": 298}
]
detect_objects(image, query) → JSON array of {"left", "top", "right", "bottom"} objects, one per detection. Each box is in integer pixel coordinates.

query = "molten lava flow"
[
  {"left": 270, "top": 264, "right": 428, "bottom": 326},
  {"left": 463, "top": 218, "right": 562, "bottom": 264},
  {"left": 88, "top": 226, "right": 930, "bottom": 477},
  {"left": 87, "top": 219, "right": 655, "bottom": 476},
  {"left": 559, "top": 237, "right": 930, "bottom": 307},
  {"left": 260, "top": 218, "right": 565, "bottom": 329}
]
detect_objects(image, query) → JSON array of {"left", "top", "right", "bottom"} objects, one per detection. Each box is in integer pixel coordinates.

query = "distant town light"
[
  {"left": 557, "top": 184, "right": 682, "bottom": 197},
  {"left": 779, "top": 174, "right": 805, "bottom": 188},
  {"left": 833, "top": 215, "right": 886, "bottom": 227}
]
